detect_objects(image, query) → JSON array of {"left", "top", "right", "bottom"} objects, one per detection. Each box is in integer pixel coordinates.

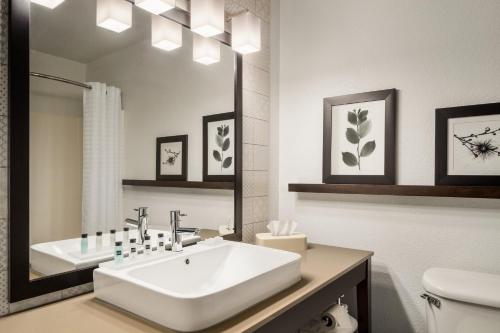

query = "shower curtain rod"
[{"left": 30, "top": 72, "right": 92, "bottom": 90}]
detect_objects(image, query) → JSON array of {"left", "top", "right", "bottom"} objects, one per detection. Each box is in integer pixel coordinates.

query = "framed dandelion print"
[
  {"left": 156, "top": 135, "right": 188, "bottom": 181},
  {"left": 203, "top": 112, "right": 235, "bottom": 182},
  {"left": 435, "top": 102, "right": 500, "bottom": 186},
  {"left": 323, "top": 89, "right": 396, "bottom": 184}
]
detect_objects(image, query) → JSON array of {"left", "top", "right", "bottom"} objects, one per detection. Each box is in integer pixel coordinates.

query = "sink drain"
[{"left": 185, "top": 258, "right": 190, "bottom": 265}]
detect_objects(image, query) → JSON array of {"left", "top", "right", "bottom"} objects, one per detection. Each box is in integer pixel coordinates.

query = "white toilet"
[{"left": 422, "top": 268, "right": 500, "bottom": 333}]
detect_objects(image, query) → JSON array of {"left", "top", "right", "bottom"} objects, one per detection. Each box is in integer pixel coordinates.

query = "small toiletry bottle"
[
  {"left": 144, "top": 235, "right": 151, "bottom": 254},
  {"left": 114, "top": 241, "right": 123, "bottom": 264},
  {"left": 123, "top": 227, "right": 129, "bottom": 247},
  {"left": 129, "top": 238, "right": 137, "bottom": 259},
  {"left": 109, "top": 229, "right": 116, "bottom": 247},
  {"left": 157, "top": 233, "right": 165, "bottom": 252},
  {"left": 81, "top": 233, "right": 88, "bottom": 254},
  {"left": 96, "top": 231, "right": 103, "bottom": 251}
]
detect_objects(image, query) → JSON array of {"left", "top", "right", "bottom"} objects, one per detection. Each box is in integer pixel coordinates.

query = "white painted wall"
[
  {"left": 87, "top": 32, "right": 235, "bottom": 231},
  {"left": 273, "top": 0, "right": 500, "bottom": 332},
  {"left": 29, "top": 51, "right": 86, "bottom": 245}
]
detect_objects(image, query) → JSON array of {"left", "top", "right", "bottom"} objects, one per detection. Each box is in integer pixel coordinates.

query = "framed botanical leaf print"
[
  {"left": 323, "top": 89, "right": 396, "bottom": 184},
  {"left": 435, "top": 102, "right": 500, "bottom": 185},
  {"left": 156, "top": 135, "right": 188, "bottom": 181},
  {"left": 203, "top": 112, "right": 235, "bottom": 182}
]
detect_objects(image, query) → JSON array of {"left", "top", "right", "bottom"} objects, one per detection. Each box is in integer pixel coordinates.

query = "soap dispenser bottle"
[
  {"left": 114, "top": 241, "right": 123, "bottom": 264},
  {"left": 81, "top": 233, "right": 88, "bottom": 254},
  {"left": 96, "top": 231, "right": 103, "bottom": 251}
]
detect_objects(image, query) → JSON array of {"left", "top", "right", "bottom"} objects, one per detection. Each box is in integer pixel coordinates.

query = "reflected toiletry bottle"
[
  {"left": 114, "top": 241, "right": 123, "bottom": 264},
  {"left": 144, "top": 235, "right": 151, "bottom": 254},
  {"left": 110, "top": 229, "right": 116, "bottom": 247},
  {"left": 96, "top": 231, "right": 103, "bottom": 251},
  {"left": 123, "top": 227, "right": 129, "bottom": 247},
  {"left": 81, "top": 233, "right": 88, "bottom": 254},
  {"left": 130, "top": 238, "right": 137, "bottom": 259},
  {"left": 158, "top": 233, "right": 165, "bottom": 253}
]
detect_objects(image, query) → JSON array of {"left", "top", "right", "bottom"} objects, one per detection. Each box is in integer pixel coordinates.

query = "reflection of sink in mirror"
[
  {"left": 94, "top": 240, "right": 301, "bottom": 332},
  {"left": 30, "top": 229, "right": 201, "bottom": 277},
  {"left": 28, "top": 2, "right": 237, "bottom": 280}
]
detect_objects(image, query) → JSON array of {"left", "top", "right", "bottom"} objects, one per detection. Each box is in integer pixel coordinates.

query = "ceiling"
[{"left": 30, "top": 0, "right": 152, "bottom": 64}]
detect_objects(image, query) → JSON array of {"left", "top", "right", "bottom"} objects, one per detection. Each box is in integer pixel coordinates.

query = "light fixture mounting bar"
[{"left": 123, "top": 0, "right": 232, "bottom": 46}]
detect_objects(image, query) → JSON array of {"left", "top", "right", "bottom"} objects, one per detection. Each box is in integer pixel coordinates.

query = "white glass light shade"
[
  {"left": 190, "top": 0, "right": 224, "bottom": 37},
  {"left": 193, "top": 34, "right": 220, "bottom": 65},
  {"left": 30, "top": 0, "right": 65, "bottom": 9},
  {"left": 96, "top": 0, "right": 132, "bottom": 33},
  {"left": 135, "top": 0, "right": 175, "bottom": 15},
  {"left": 152, "top": 15, "right": 182, "bottom": 51},
  {"left": 232, "top": 11, "right": 261, "bottom": 54}
]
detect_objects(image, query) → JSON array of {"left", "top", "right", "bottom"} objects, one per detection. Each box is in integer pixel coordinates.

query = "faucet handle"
[
  {"left": 135, "top": 207, "right": 148, "bottom": 216},
  {"left": 180, "top": 212, "right": 187, "bottom": 217}
]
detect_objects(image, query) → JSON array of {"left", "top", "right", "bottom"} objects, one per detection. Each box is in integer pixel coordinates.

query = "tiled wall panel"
[
  {"left": 0, "top": 0, "right": 7, "bottom": 317},
  {"left": 228, "top": 0, "right": 271, "bottom": 243}
]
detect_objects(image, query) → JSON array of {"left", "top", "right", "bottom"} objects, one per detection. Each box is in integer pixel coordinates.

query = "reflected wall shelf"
[
  {"left": 288, "top": 183, "right": 500, "bottom": 199},
  {"left": 123, "top": 179, "right": 234, "bottom": 190}
]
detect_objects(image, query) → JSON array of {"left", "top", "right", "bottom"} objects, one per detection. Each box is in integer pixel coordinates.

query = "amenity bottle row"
[
  {"left": 80, "top": 227, "right": 131, "bottom": 254},
  {"left": 114, "top": 233, "right": 167, "bottom": 264}
]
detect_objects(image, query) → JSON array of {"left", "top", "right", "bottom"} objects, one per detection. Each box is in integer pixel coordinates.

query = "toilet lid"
[{"left": 423, "top": 268, "right": 500, "bottom": 308}]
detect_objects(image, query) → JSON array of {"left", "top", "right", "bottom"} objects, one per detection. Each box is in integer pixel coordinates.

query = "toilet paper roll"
[
  {"left": 332, "top": 317, "right": 358, "bottom": 333},
  {"left": 322, "top": 304, "right": 352, "bottom": 329}
]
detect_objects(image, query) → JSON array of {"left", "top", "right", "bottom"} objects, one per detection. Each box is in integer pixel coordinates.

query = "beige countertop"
[{"left": 0, "top": 244, "right": 373, "bottom": 333}]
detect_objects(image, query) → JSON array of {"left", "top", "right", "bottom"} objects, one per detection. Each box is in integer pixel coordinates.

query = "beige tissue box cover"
[{"left": 255, "top": 233, "right": 307, "bottom": 253}]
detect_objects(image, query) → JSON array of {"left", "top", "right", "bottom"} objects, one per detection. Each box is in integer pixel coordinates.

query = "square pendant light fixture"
[
  {"left": 96, "top": 0, "right": 132, "bottom": 33},
  {"left": 193, "top": 34, "right": 220, "bottom": 65},
  {"left": 135, "top": 0, "right": 175, "bottom": 15},
  {"left": 190, "top": 0, "right": 224, "bottom": 37},
  {"left": 30, "top": 0, "right": 65, "bottom": 9},
  {"left": 152, "top": 15, "right": 182, "bottom": 51},
  {"left": 232, "top": 11, "right": 261, "bottom": 54}
]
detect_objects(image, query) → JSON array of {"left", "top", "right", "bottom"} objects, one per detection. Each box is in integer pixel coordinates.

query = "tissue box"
[{"left": 255, "top": 233, "right": 307, "bottom": 253}]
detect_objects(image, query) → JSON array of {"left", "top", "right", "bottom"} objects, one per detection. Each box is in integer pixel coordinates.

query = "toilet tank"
[{"left": 422, "top": 268, "right": 500, "bottom": 333}]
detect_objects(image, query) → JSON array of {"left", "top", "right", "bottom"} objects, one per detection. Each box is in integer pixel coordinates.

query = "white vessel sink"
[
  {"left": 93, "top": 240, "right": 301, "bottom": 332},
  {"left": 30, "top": 229, "right": 200, "bottom": 276}
]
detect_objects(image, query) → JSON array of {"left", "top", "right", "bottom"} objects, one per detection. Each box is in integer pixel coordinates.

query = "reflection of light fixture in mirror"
[
  {"left": 30, "top": 0, "right": 65, "bottom": 9},
  {"left": 152, "top": 15, "right": 182, "bottom": 51},
  {"left": 232, "top": 11, "right": 261, "bottom": 54},
  {"left": 193, "top": 34, "right": 220, "bottom": 65},
  {"left": 190, "top": 0, "right": 224, "bottom": 37},
  {"left": 96, "top": 0, "right": 132, "bottom": 33},
  {"left": 135, "top": 0, "right": 175, "bottom": 15}
]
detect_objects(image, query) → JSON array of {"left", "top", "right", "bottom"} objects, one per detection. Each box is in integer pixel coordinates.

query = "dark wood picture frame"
[
  {"left": 156, "top": 135, "right": 188, "bottom": 181},
  {"left": 203, "top": 112, "right": 236, "bottom": 182},
  {"left": 8, "top": 0, "right": 243, "bottom": 302},
  {"left": 323, "top": 89, "right": 396, "bottom": 185},
  {"left": 435, "top": 102, "right": 500, "bottom": 186}
]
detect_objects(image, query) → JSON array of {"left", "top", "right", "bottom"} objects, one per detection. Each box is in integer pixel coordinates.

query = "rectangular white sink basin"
[
  {"left": 93, "top": 240, "right": 301, "bottom": 332},
  {"left": 31, "top": 229, "right": 200, "bottom": 276}
]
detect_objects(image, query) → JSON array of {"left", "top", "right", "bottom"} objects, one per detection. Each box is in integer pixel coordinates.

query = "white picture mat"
[
  {"left": 160, "top": 141, "right": 183, "bottom": 175},
  {"left": 330, "top": 100, "right": 386, "bottom": 175},
  {"left": 447, "top": 114, "right": 500, "bottom": 175},
  {"left": 207, "top": 119, "right": 235, "bottom": 175}
]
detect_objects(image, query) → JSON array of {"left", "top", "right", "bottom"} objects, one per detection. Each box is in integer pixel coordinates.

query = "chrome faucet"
[
  {"left": 125, "top": 207, "right": 149, "bottom": 245},
  {"left": 170, "top": 210, "right": 187, "bottom": 252}
]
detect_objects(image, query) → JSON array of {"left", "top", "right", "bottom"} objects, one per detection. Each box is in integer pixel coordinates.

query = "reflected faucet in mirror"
[
  {"left": 125, "top": 207, "right": 149, "bottom": 245},
  {"left": 170, "top": 210, "right": 187, "bottom": 253}
]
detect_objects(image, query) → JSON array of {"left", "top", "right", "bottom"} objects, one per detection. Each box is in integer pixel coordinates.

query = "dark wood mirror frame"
[{"left": 8, "top": 0, "right": 243, "bottom": 302}]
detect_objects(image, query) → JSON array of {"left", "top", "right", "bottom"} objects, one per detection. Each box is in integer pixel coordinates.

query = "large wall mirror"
[{"left": 9, "top": 0, "right": 242, "bottom": 302}]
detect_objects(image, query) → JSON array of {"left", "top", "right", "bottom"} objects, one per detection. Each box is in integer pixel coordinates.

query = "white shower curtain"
[{"left": 82, "top": 82, "right": 123, "bottom": 234}]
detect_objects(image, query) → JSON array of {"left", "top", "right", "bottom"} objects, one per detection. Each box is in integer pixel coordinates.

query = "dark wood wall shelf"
[
  {"left": 288, "top": 183, "right": 500, "bottom": 199},
  {"left": 123, "top": 179, "right": 235, "bottom": 190}
]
